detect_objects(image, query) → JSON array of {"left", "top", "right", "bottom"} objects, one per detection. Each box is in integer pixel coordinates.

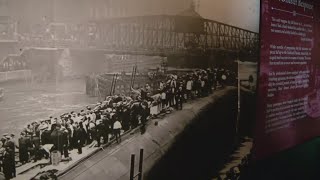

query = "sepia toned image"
[{"left": 0, "top": 0, "right": 259, "bottom": 179}]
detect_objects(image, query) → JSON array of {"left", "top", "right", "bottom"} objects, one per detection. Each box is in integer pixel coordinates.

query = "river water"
[
  {"left": 0, "top": 63, "right": 258, "bottom": 138},
  {"left": 0, "top": 79, "right": 98, "bottom": 137}
]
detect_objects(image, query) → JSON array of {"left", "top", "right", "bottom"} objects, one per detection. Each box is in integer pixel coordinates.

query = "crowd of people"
[{"left": 0, "top": 67, "right": 236, "bottom": 179}]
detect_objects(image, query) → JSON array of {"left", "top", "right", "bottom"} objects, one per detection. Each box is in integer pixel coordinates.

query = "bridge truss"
[
  {"left": 89, "top": 15, "right": 259, "bottom": 56},
  {"left": 17, "top": 15, "right": 259, "bottom": 57}
]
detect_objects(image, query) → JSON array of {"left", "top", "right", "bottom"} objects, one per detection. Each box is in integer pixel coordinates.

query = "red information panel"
[{"left": 254, "top": 0, "right": 320, "bottom": 159}]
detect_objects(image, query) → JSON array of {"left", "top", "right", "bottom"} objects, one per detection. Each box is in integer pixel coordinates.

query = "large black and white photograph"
[{"left": 0, "top": 0, "right": 259, "bottom": 179}]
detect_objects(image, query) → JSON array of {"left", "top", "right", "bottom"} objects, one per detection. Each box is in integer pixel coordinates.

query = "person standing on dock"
[
  {"left": 113, "top": 119, "right": 122, "bottom": 143},
  {"left": 50, "top": 124, "right": 69, "bottom": 158},
  {"left": 73, "top": 122, "right": 83, "bottom": 154},
  {"left": 95, "top": 119, "right": 105, "bottom": 147},
  {"left": 176, "top": 86, "right": 184, "bottom": 110},
  {"left": 3, "top": 134, "right": 15, "bottom": 179},
  {"left": 139, "top": 101, "right": 149, "bottom": 134},
  {"left": 186, "top": 76, "right": 193, "bottom": 100},
  {"left": 2, "top": 146, "right": 13, "bottom": 180},
  {"left": 18, "top": 132, "right": 31, "bottom": 165}
]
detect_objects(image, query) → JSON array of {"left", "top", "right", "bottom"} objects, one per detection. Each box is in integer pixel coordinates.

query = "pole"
[
  {"left": 235, "top": 53, "right": 241, "bottom": 148},
  {"left": 130, "top": 66, "right": 135, "bottom": 88},
  {"left": 110, "top": 73, "right": 116, "bottom": 96},
  {"left": 95, "top": 74, "right": 102, "bottom": 100},
  {"left": 138, "top": 149, "right": 144, "bottom": 180},
  {"left": 236, "top": 53, "right": 241, "bottom": 135},
  {"left": 132, "top": 65, "right": 137, "bottom": 88},
  {"left": 129, "top": 154, "right": 135, "bottom": 180},
  {"left": 236, "top": 60, "right": 240, "bottom": 135},
  {"left": 113, "top": 73, "right": 118, "bottom": 95}
]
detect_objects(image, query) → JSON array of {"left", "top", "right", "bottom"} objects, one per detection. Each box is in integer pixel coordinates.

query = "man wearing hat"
[
  {"left": 18, "top": 132, "right": 31, "bottom": 165},
  {"left": 4, "top": 134, "right": 15, "bottom": 178},
  {"left": 31, "top": 129, "right": 41, "bottom": 163},
  {"left": 10, "top": 134, "right": 19, "bottom": 177},
  {"left": 139, "top": 101, "right": 149, "bottom": 134},
  {"left": 2, "top": 144, "right": 13, "bottom": 179},
  {"left": 90, "top": 111, "right": 96, "bottom": 122},
  {"left": 50, "top": 124, "right": 69, "bottom": 158},
  {"left": 113, "top": 118, "right": 122, "bottom": 143},
  {"left": 51, "top": 118, "right": 58, "bottom": 132},
  {"left": 95, "top": 119, "right": 104, "bottom": 147},
  {"left": 72, "top": 122, "right": 83, "bottom": 154},
  {"left": 10, "top": 134, "right": 18, "bottom": 147},
  {"left": 50, "top": 124, "right": 62, "bottom": 150}
]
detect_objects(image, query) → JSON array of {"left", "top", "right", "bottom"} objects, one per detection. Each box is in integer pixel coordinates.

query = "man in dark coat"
[
  {"left": 72, "top": 123, "right": 83, "bottom": 154},
  {"left": 121, "top": 106, "right": 130, "bottom": 131},
  {"left": 18, "top": 132, "right": 31, "bottom": 164},
  {"left": 3, "top": 135, "right": 15, "bottom": 178},
  {"left": 62, "top": 128, "right": 69, "bottom": 158},
  {"left": 130, "top": 102, "right": 141, "bottom": 128},
  {"left": 31, "top": 134, "right": 41, "bottom": 162},
  {"left": 2, "top": 146, "right": 13, "bottom": 180},
  {"left": 79, "top": 122, "right": 87, "bottom": 146},
  {"left": 139, "top": 101, "right": 149, "bottom": 134},
  {"left": 50, "top": 124, "right": 68, "bottom": 158},
  {"left": 9, "top": 134, "right": 19, "bottom": 178},
  {"left": 41, "top": 129, "right": 52, "bottom": 145},
  {"left": 95, "top": 120, "right": 105, "bottom": 147},
  {"left": 102, "top": 115, "right": 110, "bottom": 144}
]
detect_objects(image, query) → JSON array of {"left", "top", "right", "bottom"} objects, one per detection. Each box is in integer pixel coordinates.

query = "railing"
[{"left": 0, "top": 69, "right": 31, "bottom": 83}]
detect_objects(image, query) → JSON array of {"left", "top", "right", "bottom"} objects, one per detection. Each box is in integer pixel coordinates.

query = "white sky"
[{"left": 198, "top": 0, "right": 260, "bottom": 32}]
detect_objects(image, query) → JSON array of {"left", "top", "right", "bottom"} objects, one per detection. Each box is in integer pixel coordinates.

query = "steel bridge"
[{"left": 18, "top": 15, "right": 259, "bottom": 56}]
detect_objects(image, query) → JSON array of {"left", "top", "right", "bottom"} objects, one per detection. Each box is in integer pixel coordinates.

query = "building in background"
[{"left": 1, "top": 0, "right": 193, "bottom": 33}]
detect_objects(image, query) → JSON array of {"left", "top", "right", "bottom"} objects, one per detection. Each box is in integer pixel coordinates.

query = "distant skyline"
[{"left": 197, "top": 0, "right": 260, "bottom": 32}]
